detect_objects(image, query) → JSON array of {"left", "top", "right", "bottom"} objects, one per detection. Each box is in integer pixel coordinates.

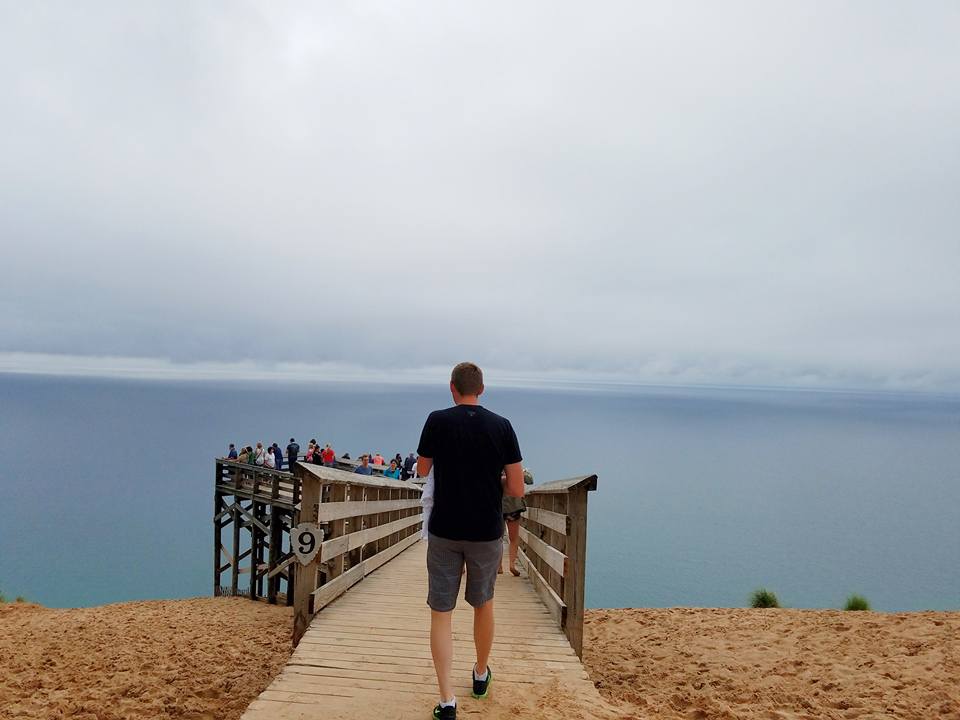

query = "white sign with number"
[{"left": 293, "top": 523, "right": 323, "bottom": 565}]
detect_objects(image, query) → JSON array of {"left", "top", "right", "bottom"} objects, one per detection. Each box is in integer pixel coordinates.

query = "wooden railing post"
[
  {"left": 213, "top": 461, "right": 224, "bottom": 596},
  {"left": 562, "top": 483, "right": 589, "bottom": 657},
  {"left": 292, "top": 469, "right": 321, "bottom": 647},
  {"left": 249, "top": 471, "right": 261, "bottom": 600},
  {"left": 518, "top": 474, "right": 597, "bottom": 659},
  {"left": 230, "top": 494, "right": 241, "bottom": 595}
]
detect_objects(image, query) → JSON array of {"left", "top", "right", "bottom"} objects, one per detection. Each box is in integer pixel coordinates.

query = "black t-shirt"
[{"left": 417, "top": 404, "right": 522, "bottom": 542}]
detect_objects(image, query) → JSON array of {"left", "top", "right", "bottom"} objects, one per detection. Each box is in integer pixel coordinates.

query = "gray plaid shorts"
[{"left": 426, "top": 533, "right": 503, "bottom": 611}]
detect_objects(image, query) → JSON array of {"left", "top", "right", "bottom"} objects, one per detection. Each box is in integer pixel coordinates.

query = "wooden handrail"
[
  {"left": 527, "top": 474, "right": 598, "bottom": 494},
  {"left": 297, "top": 462, "right": 413, "bottom": 488},
  {"left": 218, "top": 458, "right": 295, "bottom": 478},
  {"left": 290, "top": 463, "right": 423, "bottom": 646},
  {"left": 519, "top": 472, "right": 597, "bottom": 658},
  {"left": 216, "top": 456, "right": 597, "bottom": 656}
]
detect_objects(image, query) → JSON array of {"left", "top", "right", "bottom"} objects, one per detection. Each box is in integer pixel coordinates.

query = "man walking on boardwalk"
[{"left": 417, "top": 362, "right": 525, "bottom": 720}]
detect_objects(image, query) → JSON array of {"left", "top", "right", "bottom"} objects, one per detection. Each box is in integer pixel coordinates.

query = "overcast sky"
[{"left": 1, "top": 2, "right": 958, "bottom": 391}]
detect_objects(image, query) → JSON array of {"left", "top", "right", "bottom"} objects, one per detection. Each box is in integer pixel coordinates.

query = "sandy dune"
[
  {"left": 584, "top": 607, "right": 960, "bottom": 719},
  {"left": 2, "top": 599, "right": 957, "bottom": 719},
  {"left": 0, "top": 598, "right": 291, "bottom": 720}
]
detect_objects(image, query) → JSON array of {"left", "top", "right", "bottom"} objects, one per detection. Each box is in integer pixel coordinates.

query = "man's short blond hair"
[{"left": 451, "top": 362, "right": 483, "bottom": 396}]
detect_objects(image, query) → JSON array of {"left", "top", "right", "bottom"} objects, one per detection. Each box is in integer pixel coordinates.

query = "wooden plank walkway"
[{"left": 241, "top": 539, "right": 602, "bottom": 720}]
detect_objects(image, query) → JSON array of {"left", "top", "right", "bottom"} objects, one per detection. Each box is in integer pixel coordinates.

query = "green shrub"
[
  {"left": 750, "top": 588, "right": 780, "bottom": 608},
  {"left": 0, "top": 590, "right": 6, "bottom": 604},
  {"left": 15, "top": 596, "right": 26, "bottom": 603},
  {"left": 844, "top": 594, "right": 871, "bottom": 611}
]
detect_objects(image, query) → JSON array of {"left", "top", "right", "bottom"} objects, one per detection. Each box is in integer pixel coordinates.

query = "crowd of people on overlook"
[{"left": 225, "top": 439, "right": 419, "bottom": 480}]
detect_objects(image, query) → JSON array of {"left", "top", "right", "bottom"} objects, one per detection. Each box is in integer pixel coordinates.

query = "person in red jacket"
[{"left": 321, "top": 444, "right": 335, "bottom": 467}]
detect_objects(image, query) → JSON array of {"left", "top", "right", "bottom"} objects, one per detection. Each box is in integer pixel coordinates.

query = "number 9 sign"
[{"left": 293, "top": 522, "right": 323, "bottom": 565}]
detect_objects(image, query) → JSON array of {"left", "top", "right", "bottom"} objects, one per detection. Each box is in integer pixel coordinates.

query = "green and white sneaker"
[
  {"left": 432, "top": 701, "right": 456, "bottom": 719},
  {"left": 472, "top": 665, "right": 492, "bottom": 699}
]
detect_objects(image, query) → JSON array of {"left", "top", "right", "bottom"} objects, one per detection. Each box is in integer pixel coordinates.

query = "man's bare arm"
[
  {"left": 417, "top": 456, "right": 433, "bottom": 478},
  {"left": 503, "top": 462, "right": 524, "bottom": 497}
]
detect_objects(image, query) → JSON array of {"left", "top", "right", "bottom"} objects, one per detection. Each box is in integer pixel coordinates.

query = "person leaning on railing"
[
  {"left": 321, "top": 444, "right": 336, "bottom": 467},
  {"left": 354, "top": 454, "right": 373, "bottom": 475},
  {"left": 286, "top": 438, "right": 300, "bottom": 470},
  {"left": 402, "top": 452, "right": 416, "bottom": 480}
]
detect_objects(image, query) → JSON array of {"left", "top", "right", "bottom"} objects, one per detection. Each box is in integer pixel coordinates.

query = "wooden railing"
[
  {"left": 214, "top": 460, "right": 302, "bottom": 603},
  {"left": 290, "top": 463, "right": 423, "bottom": 646},
  {"left": 278, "top": 454, "right": 406, "bottom": 478},
  {"left": 518, "top": 474, "right": 598, "bottom": 658},
  {"left": 332, "top": 456, "right": 401, "bottom": 476},
  {"left": 216, "top": 460, "right": 598, "bottom": 656}
]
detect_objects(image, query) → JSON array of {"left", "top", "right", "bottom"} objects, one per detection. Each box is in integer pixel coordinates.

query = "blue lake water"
[{"left": 1, "top": 374, "right": 958, "bottom": 611}]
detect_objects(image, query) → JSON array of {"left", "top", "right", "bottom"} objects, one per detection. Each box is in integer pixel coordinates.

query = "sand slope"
[
  {"left": 0, "top": 598, "right": 291, "bottom": 720},
  {"left": 584, "top": 608, "right": 960, "bottom": 719},
  {"left": 3, "top": 599, "right": 958, "bottom": 719}
]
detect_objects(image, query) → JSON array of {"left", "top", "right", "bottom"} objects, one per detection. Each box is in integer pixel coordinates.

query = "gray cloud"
[{"left": 1, "top": 1, "right": 958, "bottom": 391}]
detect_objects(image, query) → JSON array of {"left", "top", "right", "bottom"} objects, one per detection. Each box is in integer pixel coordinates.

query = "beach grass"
[
  {"left": 844, "top": 594, "right": 871, "bottom": 611},
  {"left": 750, "top": 588, "right": 781, "bottom": 608},
  {"left": 0, "top": 590, "right": 27, "bottom": 603}
]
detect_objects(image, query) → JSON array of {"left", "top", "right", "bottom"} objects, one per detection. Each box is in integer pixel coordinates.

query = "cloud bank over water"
[
  {"left": 2, "top": 352, "right": 957, "bottom": 395},
  {"left": 1, "top": 3, "right": 958, "bottom": 392}
]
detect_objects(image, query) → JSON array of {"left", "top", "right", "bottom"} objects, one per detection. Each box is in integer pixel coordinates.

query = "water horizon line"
[{"left": 1, "top": 351, "right": 958, "bottom": 400}]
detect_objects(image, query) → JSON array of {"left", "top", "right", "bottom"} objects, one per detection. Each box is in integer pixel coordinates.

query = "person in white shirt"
[
  {"left": 254, "top": 442, "right": 266, "bottom": 466},
  {"left": 263, "top": 445, "right": 276, "bottom": 469}
]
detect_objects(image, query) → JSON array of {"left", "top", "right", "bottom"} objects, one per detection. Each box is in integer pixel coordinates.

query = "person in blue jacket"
[{"left": 354, "top": 455, "right": 373, "bottom": 475}]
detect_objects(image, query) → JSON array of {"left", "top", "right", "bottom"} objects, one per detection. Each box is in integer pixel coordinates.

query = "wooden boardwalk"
[{"left": 241, "top": 539, "right": 602, "bottom": 720}]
